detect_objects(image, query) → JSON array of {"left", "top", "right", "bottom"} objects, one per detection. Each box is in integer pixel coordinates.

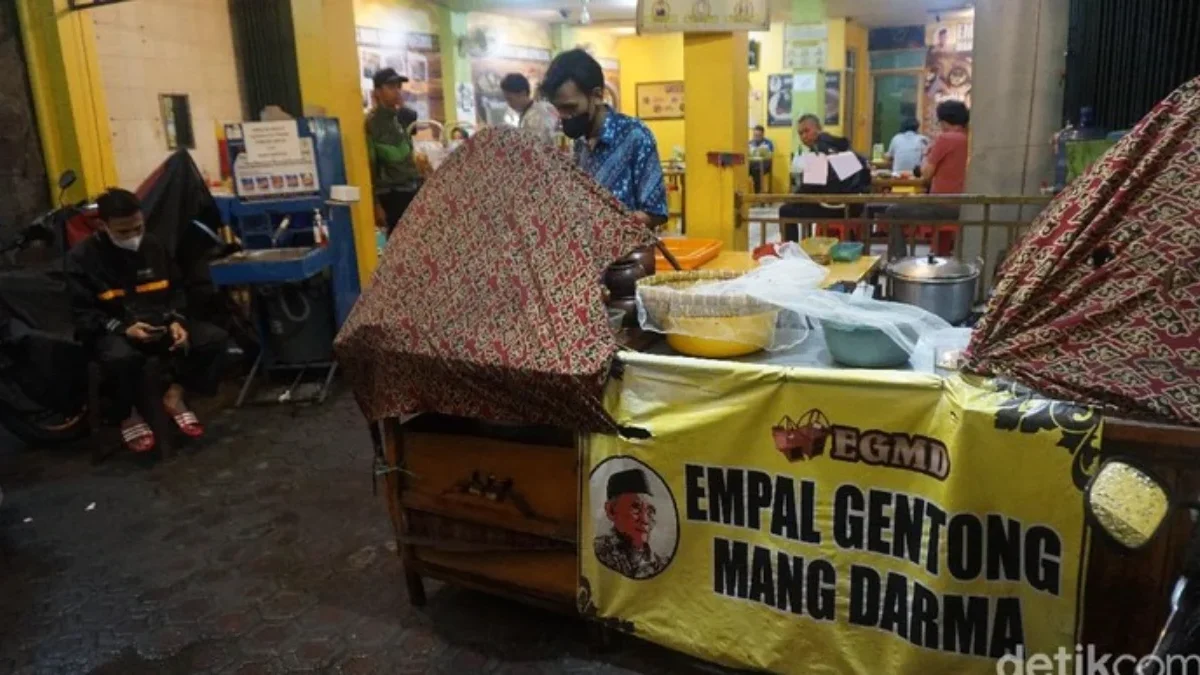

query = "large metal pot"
[{"left": 885, "top": 254, "right": 980, "bottom": 325}]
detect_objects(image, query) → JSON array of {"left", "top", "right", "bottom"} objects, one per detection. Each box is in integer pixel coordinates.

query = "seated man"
[
  {"left": 68, "top": 188, "right": 228, "bottom": 453},
  {"left": 780, "top": 114, "right": 870, "bottom": 242}
]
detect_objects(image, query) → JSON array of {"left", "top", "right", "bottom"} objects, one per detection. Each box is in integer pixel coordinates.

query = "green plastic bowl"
[
  {"left": 822, "top": 319, "right": 912, "bottom": 368},
  {"left": 830, "top": 241, "right": 864, "bottom": 263}
]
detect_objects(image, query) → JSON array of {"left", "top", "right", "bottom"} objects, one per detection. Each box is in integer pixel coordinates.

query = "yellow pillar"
[
  {"left": 436, "top": 8, "right": 472, "bottom": 128},
  {"left": 683, "top": 32, "right": 749, "bottom": 251},
  {"left": 291, "top": 0, "right": 378, "bottom": 285},
  {"left": 17, "top": 0, "right": 118, "bottom": 202}
]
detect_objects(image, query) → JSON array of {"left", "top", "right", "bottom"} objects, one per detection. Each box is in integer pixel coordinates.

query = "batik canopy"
[
  {"left": 335, "top": 127, "right": 656, "bottom": 432},
  {"left": 965, "top": 76, "right": 1200, "bottom": 427}
]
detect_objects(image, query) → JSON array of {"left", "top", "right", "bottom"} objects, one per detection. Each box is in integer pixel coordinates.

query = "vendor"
[
  {"left": 367, "top": 68, "right": 422, "bottom": 237},
  {"left": 67, "top": 188, "right": 228, "bottom": 453},
  {"left": 541, "top": 49, "right": 668, "bottom": 228},
  {"left": 500, "top": 73, "right": 559, "bottom": 146}
]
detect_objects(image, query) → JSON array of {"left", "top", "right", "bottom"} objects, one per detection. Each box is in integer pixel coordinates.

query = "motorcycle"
[
  {"left": 1084, "top": 458, "right": 1200, "bottom": 673},
  {"left": 0, "top": 170, "right": 91, "bottom": 445}
]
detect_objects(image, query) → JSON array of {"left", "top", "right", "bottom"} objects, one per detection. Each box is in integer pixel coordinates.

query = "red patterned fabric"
[
  {"left": 335, "top": 127, "right": 656, "bottom": 431},
  {"left": 965, "top": 76, "right": 1200, "bottom": 427}
]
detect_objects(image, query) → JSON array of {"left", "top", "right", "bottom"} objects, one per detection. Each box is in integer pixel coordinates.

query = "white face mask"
[{"left": 110, "top": 233, "right": 142, "bottom": 252}]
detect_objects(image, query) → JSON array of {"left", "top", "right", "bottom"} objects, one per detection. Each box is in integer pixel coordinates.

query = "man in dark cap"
[
  {"left": 594, "top": 468, "right": 668, "bottom": 579},
  {"left": 366, "top": 67, "right": 422, "bottom": 238}
]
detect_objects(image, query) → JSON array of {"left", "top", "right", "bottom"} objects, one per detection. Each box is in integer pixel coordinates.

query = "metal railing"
[{"left": 734, "top": 192, "right": 1054, "bottom": 294}]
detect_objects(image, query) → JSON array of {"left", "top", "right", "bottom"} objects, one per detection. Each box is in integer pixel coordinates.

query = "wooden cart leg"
[{"left": 403, "top": 566, "right": 427, "bottom": 607}]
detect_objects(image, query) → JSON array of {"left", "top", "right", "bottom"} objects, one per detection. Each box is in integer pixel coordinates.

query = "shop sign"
[
  {"left": 581, "top": 353, "right": 1099, "bottom": 674},
  {"left": 637, "top": 0, "right": 769, "bottom": 34}
]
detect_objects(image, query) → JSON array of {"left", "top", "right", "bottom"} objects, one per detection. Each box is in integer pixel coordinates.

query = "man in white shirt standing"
[
  {"left": 501, "top": 73, "right": 560, "bottom": 146},
  {"left": 884, "top": 117, "right": 929, "bottom": 174}
]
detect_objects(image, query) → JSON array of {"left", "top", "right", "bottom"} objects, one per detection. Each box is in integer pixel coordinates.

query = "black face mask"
[{"left": 561, "top": 102, "right": 595, "bottom": 139}]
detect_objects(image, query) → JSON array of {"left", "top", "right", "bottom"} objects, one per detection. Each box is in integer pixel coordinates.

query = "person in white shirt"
[
  {"left": 500, "top": 73, "right": 560, "bottom": 146},
  {"left": 885, "top": 117, "right": 929, "bottom": 174}
]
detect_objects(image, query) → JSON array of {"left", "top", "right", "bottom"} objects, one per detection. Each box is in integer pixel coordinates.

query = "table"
[
  {"left": 701, "top": 251, "right": 881, "bottom": 287},
  {"left": 871, "top": 176, "right": 926, "bottom": 193}
]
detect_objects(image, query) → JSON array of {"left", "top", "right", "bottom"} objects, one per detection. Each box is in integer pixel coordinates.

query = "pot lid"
[{"left": 888, "top": 254, "right": 979, "bottom": 281}]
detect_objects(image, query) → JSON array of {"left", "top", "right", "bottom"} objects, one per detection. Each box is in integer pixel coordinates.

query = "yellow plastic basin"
[{"left": 665, "top": 311, "right": 778, "bottom": 358}]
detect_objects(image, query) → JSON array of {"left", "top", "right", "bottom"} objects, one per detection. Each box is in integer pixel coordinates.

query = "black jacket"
[
  {"left": 795, "top": 132, "right": 872, "bottom": 195},
  {"left": 67, "top": 232, "right": 185, "bottom": 341}
]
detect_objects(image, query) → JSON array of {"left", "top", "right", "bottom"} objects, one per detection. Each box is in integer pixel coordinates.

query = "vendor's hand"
[
  {"left": 631, "top": 211, "right": 653, "bottom": 226},
  {"left": 374, "top": 203, "right": 386, "bottom": 230},
  {"left": 169, "top": 322, "right": 189, "bottom": 351},
  {"left": 125, "top": 322, "right": 159, "bottom": 343}
]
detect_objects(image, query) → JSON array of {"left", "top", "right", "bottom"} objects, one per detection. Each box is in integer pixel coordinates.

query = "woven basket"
[{"left": 637, "top": 270, "right": 776, "bottom": 321}]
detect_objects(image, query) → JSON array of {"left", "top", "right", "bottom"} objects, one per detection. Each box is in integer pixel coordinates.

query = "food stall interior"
[{"left": 336, "top": 77, "right": 1200, "bottom": 672}]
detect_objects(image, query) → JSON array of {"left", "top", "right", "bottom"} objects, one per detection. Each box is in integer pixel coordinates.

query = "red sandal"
[
  {"left": 120, "top": 421, "right": 156, "bottom": 453},
  {"left": 166, "top": 407, "right": 205, "bottom": 438}
]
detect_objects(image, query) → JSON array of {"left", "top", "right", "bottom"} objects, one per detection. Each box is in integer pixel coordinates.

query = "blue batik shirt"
[{"left": 574, "top": 108, "right": 668, "bottom": 218}]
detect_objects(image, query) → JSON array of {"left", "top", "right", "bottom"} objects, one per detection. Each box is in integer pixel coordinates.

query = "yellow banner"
[{"left": 580, "top": 353, "right": 1102, "bottom": 674}]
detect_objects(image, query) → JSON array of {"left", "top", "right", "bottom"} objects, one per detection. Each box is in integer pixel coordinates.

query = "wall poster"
[
  {"left": 356, "top": 26, "right": 445, "bottom": 122},
  {"left": 766, "top": 73, "right": 793, "bottom": 127},
  {"left": 924, "top": 15, "right": 973, "bottom": 136},
  {"left": 637, "top": 0, "right": 769, "bottom": 34},
  {"left": 823, "top": 71, "right": 841, "bottom": 126},
  {"left": 471, "top": 44, "right": 552, "bottom": 127},
  {"left": 636, "top": 81, "right": 685, "bottom": 120}
]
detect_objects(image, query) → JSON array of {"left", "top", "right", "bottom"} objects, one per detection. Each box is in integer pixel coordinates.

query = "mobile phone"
[{"left": 144, "top": 325, "right": 169, "bottom": 336}]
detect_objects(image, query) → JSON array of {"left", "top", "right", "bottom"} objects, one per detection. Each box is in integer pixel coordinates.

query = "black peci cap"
[
  {"left": 607, "top": 469, "right": 652, "bottom": 500},
  {"left": 373, "top": 67, "right": 408, "bottom": 89}
]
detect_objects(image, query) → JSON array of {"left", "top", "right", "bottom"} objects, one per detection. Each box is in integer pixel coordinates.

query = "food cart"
[{"left": 336, "top": 127, "right": 1200, "bottom": 673}]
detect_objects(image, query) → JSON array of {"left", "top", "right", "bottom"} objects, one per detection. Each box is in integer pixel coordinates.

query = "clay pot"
[{"left": 604, "top": 246, "right": 657, "bottom": 299}]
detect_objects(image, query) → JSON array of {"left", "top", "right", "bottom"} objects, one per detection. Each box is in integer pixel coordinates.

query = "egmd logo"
[
  {"left": 770, "top": 408, "right": 951, "bottom": 480},
  {"left": 997, "top": 646, "right": 1200, "bottom": 675}
]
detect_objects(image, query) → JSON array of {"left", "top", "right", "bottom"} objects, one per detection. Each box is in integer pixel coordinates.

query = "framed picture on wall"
[
  {"left": 636, "top": 81, "right": 685, "bottom": 120},
  {"left": 766, "top": 74, "right": 793, "bottom": 127},
  {"left": 824, "top": 71, "right": 841, "bottom": 126}
]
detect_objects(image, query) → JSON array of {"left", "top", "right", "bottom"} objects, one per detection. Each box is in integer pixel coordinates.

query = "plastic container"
[
  {"left": 655, "top": 237, "right": 723, "bottom": 271},
  {"left": 666, "top": 311, "right": 779, "bottom": 358},
  {"left": 822, "top": 319, "right": 914, "bottom": 368},
  {"left": 830, "top": 241, "right": 864, "bottom": 263},
  {"left": 800, "top": 237, "right": 838, "bottom": 265}
]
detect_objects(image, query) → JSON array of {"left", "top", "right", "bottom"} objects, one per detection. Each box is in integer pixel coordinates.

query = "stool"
[
  {"left": 934, "top": 225, "right": 959, "bottom": 257},
  {"left": 814, "top": 222, "right": 867, "bottom": 242}
]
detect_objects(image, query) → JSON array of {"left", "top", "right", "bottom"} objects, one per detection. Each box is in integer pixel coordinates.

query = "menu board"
[
  {"left": 227, "top": 122, "right": 321, "bottom": 200},
  {"left": 637, "top": 81, "right": 685, "bottom": 120},
  {"left": 637, "top": 0, "right": 769, "bottom": 33}
]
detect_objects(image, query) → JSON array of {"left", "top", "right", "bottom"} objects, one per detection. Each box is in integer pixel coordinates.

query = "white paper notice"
[
  {"left": 243, "top": 121, "right": 303, "bottom": 164},
  {"left": 802, "top": 154, "right": 829, "bottom": 185},
  {"left": 828, "top": 151, "right": 864, "bottom": 181},
  {"left": 793, "top": 72, "right": 818, "bottom": 93}
]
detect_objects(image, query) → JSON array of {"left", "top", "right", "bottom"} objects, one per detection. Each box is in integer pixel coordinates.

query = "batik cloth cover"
[
  {"left": 965, "top": 76, "right": 1200, "bottom": 427},
  {"left": 335, "top": 127, "right": 656, "bottom": 432}
]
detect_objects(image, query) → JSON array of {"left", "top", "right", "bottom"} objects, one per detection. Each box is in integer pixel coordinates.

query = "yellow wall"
[
  {"left": 573, "top": 25, "right": 623, "bottom": 62},
  {"left": 748, "top": 22, "right": 790, "bottom": 193},
  {"left": 845, "top": 20, "right": 869, "bottom": 155},
  {"left": 616, "top": 32, "right": 684, "bottom": 161},
  {"left": 353, "top": 0, "right": 437, "bottom": 34},
  {"left": 466, "top": 13, "right": 552, "bottom": 49},
  {"left": 292, "top": 0, "right": 378, "bottom": 284}
]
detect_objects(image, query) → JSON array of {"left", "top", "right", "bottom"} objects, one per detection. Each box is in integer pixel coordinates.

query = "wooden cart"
[{"left": 379, "top": 408, "right": 1200, "bottom": 656}]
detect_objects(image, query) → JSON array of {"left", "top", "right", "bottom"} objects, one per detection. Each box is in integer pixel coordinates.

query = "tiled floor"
[{"left": 0, "top": 394, "right": 723, "bottom": 675}]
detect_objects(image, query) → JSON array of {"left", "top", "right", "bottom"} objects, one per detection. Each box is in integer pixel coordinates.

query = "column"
[
  {"left": 963, "top": 0, "right": 1068, "bottom": 276},
  {"left": 551, "top": 24, "right": 576, "bottom": 54},
  {"left": 790, "top": 0, "right": 827, "bottom": 145},
  {"left": 291, "top": 0, "right": 378, "bottom": 284},
  {"left": 683, "top": 32, "right": 749, "bottom": 251},
  {"left": 17, "top": 0, "right": 118, "bottom": 201},
  {"left": 437, "top": 8, "right": 473, "bottom": 127}
]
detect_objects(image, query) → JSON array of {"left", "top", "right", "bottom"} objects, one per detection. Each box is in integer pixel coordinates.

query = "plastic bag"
[{"left": 636, "top": 257, "right": 951, "bottom": 357}]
